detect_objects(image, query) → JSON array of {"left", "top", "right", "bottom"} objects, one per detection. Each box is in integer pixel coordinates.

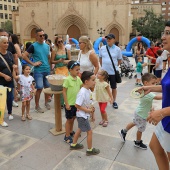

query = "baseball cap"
[{"left": 105, "top": 33, "right": 115, "bottom": 39}]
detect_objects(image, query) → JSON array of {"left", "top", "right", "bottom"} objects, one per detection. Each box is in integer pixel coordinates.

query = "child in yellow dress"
[{"left": 94, "top": 70, "right": 113, "bottom": 127}]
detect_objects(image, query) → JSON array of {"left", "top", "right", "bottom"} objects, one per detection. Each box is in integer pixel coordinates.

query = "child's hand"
[
  {"left": 65, "top": 104, "right": 71, "bottom": 110},
  {"left": 33, "top": 89, "right": 36, "bottom": 95},
  {"left": 87, "top": 107, "right": 95, "bottom": 114},
  {"left": 91, "top": 114, "right": 95, "bottom": 122},
  {"left": 143, "top": 62, "right": 147, "bottom": 66},
  {"left": 13, "top": 64, "right": 18, "bottom": 70},
  {"left": 110, "top": 98, "right": 113, "bottom": 104}
]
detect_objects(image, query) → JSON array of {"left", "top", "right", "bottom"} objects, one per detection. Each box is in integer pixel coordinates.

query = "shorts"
[
  {"left": 108, "top": 75, "right": 117, "bottom": 89},
  {"left": 34, "top": 72, "right": 50, "bottom": 89},
  {"left": 99, "top": 102, "right": 107, "bottom": 114},
  {"left": 77, "top": 117, "right": 91, "bottom": 132},
  {"left": 64, "top": 105, "right": 77, "bottom": 119},
  {"left": 136, "top": 72, "right": 141, "bottom": 79},
  {"left": 163, "top": 59, "right": 167, "bottom": 62},
  {"left": 155, "top": 70, "right": 162, "bottom": 78},
  {"left": 155, "top": 121, "right": 170, "bottom": 152},
  {"left": 133, "top": 113, "right": 147, "bottom": 132}
]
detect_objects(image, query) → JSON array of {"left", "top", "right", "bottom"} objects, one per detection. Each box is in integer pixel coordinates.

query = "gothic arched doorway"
[
  {"left": 31, "top": 28, "right": 36, "bottom": 39},
  {"left": 110, "top": 28, "right": 119, "bottom": 42},
  {"left": 67, "top": 25, "right": 81, "bottom": 40}
]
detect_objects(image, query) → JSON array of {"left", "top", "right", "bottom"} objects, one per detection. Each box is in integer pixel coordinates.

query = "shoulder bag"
[
  {"left": 0, "top": 54, "right": 11, "bottom": 73},
  {"left": 106, "top": 46, "right": 122, "bottom": 83}
]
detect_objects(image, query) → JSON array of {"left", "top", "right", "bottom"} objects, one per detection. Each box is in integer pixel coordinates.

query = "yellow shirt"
[{"left": 94, "top": 79, "right": 110, "bottom": 102}]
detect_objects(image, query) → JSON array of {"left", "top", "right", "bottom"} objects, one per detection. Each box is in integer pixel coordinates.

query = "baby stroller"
[{"left": 120, "top": 56, "right": 134, "bottom": 79}]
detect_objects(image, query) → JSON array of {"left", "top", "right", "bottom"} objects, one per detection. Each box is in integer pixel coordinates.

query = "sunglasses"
[
  {"left": 58, "top": 40, "right": 63, "bottom": 44},
  {"left": 70, "top": 62, "right": 80, "bottom": 69},
  {"left": 39, "top": 34, "right": 45, "bottom": 38}
]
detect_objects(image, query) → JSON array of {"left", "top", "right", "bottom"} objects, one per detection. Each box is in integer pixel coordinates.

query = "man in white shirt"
[{"left": 99, "top": 34, "right": 122, "bottom": 109}]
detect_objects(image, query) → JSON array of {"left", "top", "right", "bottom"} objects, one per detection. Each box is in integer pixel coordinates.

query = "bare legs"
[
  {"left": 21, "top": 100, "right": 31, "bottom": 119},
  {"left": 149, "top": 133, "right": 170, "bottom": 170},
  {"left": 65, "top": 117, "right": 75, "bottom": 137}
]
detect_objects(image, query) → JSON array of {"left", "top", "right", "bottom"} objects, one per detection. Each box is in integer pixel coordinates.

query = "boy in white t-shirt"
[
  {"left": 70, "top": 71, "right": 100, "bottom": 156},
  {"left": 154, "top": 50, "right": 163, "bottom": 85}
]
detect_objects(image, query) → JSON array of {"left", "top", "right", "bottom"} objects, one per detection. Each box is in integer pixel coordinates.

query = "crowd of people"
[{"left": 0, "top": 20, "right": 169, "bottom": 167}]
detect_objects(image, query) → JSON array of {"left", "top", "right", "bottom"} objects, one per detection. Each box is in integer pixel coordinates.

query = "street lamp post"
[{"left": 97, "top": 28, "right": 105, "bottom": 37}]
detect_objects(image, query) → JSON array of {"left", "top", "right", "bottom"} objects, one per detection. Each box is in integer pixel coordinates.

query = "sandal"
[
  {"left": 99, "top": 120, "right": 105, "bottom": 125},
  {"left": 103, "top": 121, "right": 108, "bottom": 127},
  {"left": 21, "top": 116, "right": 26, "bottom": 121},
  {"left": 26, "top": 114, "right": 32, "bottom": 120}
]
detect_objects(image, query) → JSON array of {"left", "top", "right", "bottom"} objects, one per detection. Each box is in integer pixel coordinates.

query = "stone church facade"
[{"left": 15, "top": 0, "right": 135, "bottom": 44}]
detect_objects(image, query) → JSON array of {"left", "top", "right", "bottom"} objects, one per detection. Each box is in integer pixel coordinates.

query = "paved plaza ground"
[{"left": 0, "top": 57, "right": 162, "bottom": 170}]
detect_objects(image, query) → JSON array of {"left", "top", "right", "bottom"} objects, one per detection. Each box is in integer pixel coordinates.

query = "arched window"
[
  {"left": 67, "top": 25, "right": 81, "bottom": 40},
  {"left": 110, "top": 27, "right": 119, "bottom": 42},
  {"left": 31, "top": 28, "right": 36, "bottom": 39}
]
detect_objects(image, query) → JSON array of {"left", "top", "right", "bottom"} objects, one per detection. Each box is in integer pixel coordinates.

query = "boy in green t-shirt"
[
  {"left": 63, "top": 61, "right": 82, "bottom": 144},
  {"left": 119, "top": 73, "right": 162, "bottom": 149},
  {"left": 135, "top": 56, "right": 147, "bottom": 86}
]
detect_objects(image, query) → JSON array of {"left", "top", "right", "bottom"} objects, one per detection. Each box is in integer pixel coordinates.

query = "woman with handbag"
[
  {"left": 51, "top": 36, "right": 71, "bottom": 107},
  {"left": 0, "top": 36, "right": 17, "bottom": 126},
  {"left": 99, "top": 33, "right": 122, "bottom": 109}
]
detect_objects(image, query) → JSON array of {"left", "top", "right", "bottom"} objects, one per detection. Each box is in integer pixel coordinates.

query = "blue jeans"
[{"left": 34, "top": 72, "right": 50, "bottom": 89}]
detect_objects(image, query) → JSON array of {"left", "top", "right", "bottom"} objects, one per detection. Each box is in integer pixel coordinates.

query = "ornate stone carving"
[
  {"left": 31, "top": 10, "right": 35, "bottom": 18},
  {"left": 68, "top": 0, "right": 76, "bottom": 12},
  {"left": 113, "top": 10, "right": 117, "bottom": 17}
]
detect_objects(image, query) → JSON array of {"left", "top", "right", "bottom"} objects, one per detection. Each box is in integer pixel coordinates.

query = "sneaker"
[
  {"left": 86, "top": 148, "right": 100, "bottom": 156},
  {"left": 12, "top": 101, "right": 18, "bottom": 107},
  {"left": 45, "top": 103, "right": 51, "bottom": 110},
  {"left": 134, "top": 140, "right": 147, "bottom": 150},
  {"left": 70, "top": 131, "right": 75, "bottom": 137},
  {"left": 35, "top": 106, "right": 44, "bottom": 113},
  {"left": 9, "top": 115, "right": 14, "bottom": 120},
  {"left": 113, "top": 102, "right": 118, "bottom": 109},
  {"left": 1, "top": 121, "right": 8, "bottom": 127},
  {"left": 119, "top": 129, "right": 126, "bottom": 142},
  {"left": 135, "top": 83, "right": 138, "bottom": 86},
  {"left": 64, "top": 135, "right": 73, "bottom": 144},
  {"left": 70, "top": 143, "right": 84, "bottom": 150}
]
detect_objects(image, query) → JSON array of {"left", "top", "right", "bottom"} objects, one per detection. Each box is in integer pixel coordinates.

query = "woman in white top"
[{"left": 78, "top": 36, "right": 99, "bottom": 76}]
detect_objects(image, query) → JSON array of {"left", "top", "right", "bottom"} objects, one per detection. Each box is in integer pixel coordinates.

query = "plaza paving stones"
[
  {"left": 0, "top": 58, "right": 160, "bottom": 169},
  {"left": 110, "top": 162, "right": 144, "bottom": 170},
  {"left": 53, "top": 150, "right": 113, "bottom": 170},
  {"left": 0, "top": 131, "right": 37, "bottom": 158}
]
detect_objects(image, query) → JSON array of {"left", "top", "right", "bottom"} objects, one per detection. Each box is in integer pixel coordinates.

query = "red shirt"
[{"left": 146, "top": 47, "right": 159, "bottom": 64}]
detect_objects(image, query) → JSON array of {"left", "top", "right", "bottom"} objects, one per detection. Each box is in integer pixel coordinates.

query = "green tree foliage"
[
  {"left": 132, "top": 9, "right": 165, "bottom": 41},
  {"left": 1, "top": 20, "right": 13, "bottom": 33}
]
